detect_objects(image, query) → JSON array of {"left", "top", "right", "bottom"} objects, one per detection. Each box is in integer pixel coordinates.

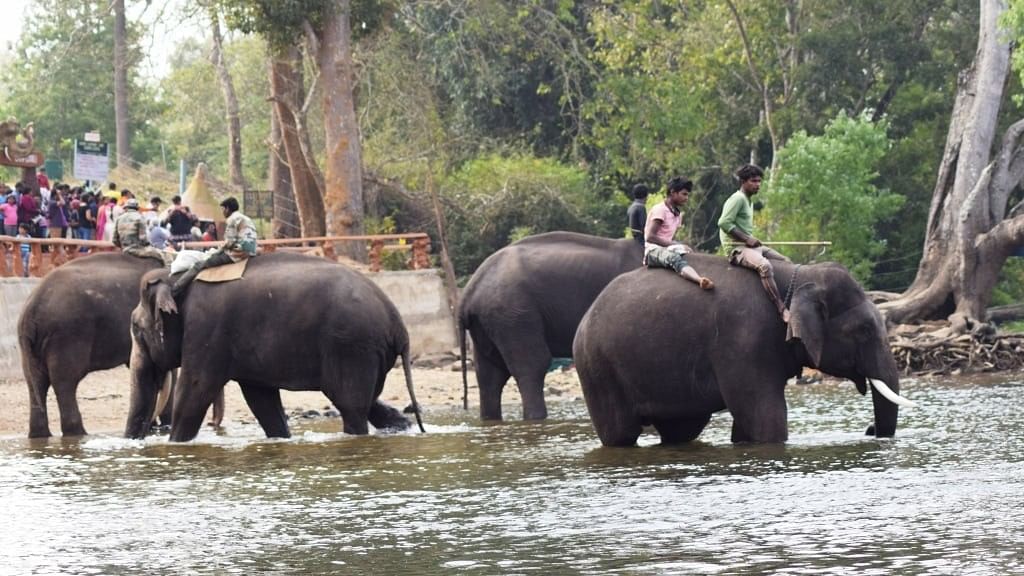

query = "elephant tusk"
[{"left": 868, "top": 378, "right": 916, "bottom": 408}]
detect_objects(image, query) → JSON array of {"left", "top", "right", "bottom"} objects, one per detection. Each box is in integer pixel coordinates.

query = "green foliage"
[
  {"left": 442, "top": 153, "right": 612, "bottom": 276},
  {"left": 991, "top": 257, "right": 1024, "bottom": 307},
  {"left": 364, "top": 215, "right": 397, "bottom": 235},
  {"left": 158, "top": 35, "right": 271, "bottom": 184},
  {"left": 762, "top": 112, "right": 904, "bottom": 284},
  {"left": 0, "top": 0, "right": 163, "bottom": 168},
  {"left": 220, "top": 0, "right": 395, "bottom": 50}
]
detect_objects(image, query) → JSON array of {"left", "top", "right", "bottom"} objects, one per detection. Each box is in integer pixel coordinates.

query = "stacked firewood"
[{"left": 889, "top": 322, "right": 1024, "bottom": 375}]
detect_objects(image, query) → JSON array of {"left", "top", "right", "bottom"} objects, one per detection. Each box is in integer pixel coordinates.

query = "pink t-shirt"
[
  {"left": 645, "top": 201, "right": 682, "bottom": 246},
  {"left": 1, "top": 203, "right": 18, "bottom": 226}
]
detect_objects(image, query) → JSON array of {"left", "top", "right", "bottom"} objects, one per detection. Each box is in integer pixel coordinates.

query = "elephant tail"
[
  {"left": 460, "top": 316, "right": 469, "bottom": 411},
  {"left": 402, "top": 346, "right": 426, "bottom": 433}
]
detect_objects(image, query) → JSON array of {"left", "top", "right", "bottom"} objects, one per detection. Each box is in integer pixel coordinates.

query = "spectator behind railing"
[
  {"left": 16, "top": 223, "right": 31, "bottom": 277},
  {"left": 2, "top": 195, "right": 18, "bottom": 236}
]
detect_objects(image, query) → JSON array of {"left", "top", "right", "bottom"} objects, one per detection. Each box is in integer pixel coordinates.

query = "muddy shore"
[{"left": 0, "top": 365, "right": 585, "bottom": 437}]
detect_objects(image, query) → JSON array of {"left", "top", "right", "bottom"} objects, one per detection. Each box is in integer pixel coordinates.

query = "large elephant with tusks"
[
  {"left": 573, "top": 254, "right": 915, "bottom": 446},
  {"left": 124, "top": 252, "right": 425, "bottom": 441},
  {"left": 459, "top": 232, "right": 642, "bottom": 421}
]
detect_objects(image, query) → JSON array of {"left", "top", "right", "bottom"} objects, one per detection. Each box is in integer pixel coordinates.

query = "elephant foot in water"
[
  {"left": 369, "top": 400, "right": 411, "bottom": 432},
  {"left": 653, "top": 415, "right": 712, "bottom": 445}
]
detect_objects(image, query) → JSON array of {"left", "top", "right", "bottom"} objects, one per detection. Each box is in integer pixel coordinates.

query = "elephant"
[
  {"left": 19, "top": 252, "right": 165, "bottom": 437},
  {"left": 459, "top": 231, "right": 643, "bottom": 421},
  {"left": 124, "top": 252, "right": 425, "bottom": 442},
  {"left": 573, "top": 253, "right": 915, "bottom": 446}
]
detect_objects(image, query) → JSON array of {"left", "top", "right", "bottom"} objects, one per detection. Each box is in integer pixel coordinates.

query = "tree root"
[{"left": 890, "top": 321, "right": 1024, "bottom": 375}]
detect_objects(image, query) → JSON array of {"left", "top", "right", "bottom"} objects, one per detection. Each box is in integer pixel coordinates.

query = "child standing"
[{"left": 17, "top": 223, "right": 31, "bottom": 277}]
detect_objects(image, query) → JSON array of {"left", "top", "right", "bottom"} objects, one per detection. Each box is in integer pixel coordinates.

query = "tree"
[
  {"left": 209, "top": 8, "right": 247, "bottom": 189},
  {"left": 220, "top": 0, "right": 388, "bottom": 254},
  {"left": 113, "top": 0, "right": 132, "bottom": 166},
  {"left": 879, "top": 0, "right": 1024, "bottom": 331},
  {"left": 762, "top": 112, "right": 903, "bottom": 283},
  {"left": 158, "top": 35, "right": 270, "bottom": 186},
  {"left": 0, "top": 0, "right": 160, "bottom": 166}
]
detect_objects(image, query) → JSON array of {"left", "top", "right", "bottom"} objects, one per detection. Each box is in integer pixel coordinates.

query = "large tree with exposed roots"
[{"left": 878, "top": 0, "right": 1024, "bottom": 333}]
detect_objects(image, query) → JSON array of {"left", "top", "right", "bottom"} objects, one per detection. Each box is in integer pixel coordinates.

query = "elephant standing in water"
[
  {"left": 19, "top": 253, "right": 165, "bottom": 437},
  {"left": 125, "top": 252, "right": 425, "bottom": 441},
  {"left": 459, "top": 232, "right": 642, "bottom": 421},
  {"left": 573, "top": 254, "right": 915, "bottom": 446}
]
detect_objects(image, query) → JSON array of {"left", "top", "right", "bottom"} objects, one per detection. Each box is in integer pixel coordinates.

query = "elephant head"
[
  {"left": 125, "top": 274, "right": 182, "bottom": 438},
  {"left": 1, "top": 117, "right": 34, "bottom": 159},
  {"left": 785, "top": 265, "right": 913, "bottom": 437}
]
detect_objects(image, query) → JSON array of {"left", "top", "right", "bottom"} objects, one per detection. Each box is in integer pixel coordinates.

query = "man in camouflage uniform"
[
  {"left": 172, "top": 196, "right": 257, "bottom": 295},
  {"left": 112, "top": 199, "right": 173, "bottom": 265}
]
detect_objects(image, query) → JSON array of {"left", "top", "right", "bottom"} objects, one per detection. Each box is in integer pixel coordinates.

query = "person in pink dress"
[{"left": 2, "top": 194, "right": 19, "bottom": 236}]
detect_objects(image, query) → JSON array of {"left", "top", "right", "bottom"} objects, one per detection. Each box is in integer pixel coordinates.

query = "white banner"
[{"left": 73, "top": 140, "right": 109, "bottom": 182}]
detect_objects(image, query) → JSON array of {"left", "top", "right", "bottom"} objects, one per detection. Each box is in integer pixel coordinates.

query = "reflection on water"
[{"left": 2, "top": 375, "right": 1024, "bottom": 574}]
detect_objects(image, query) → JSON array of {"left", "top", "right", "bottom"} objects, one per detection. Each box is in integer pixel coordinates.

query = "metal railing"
[{"left": 0, "top": 233, "right": 432, "bottom": 278}]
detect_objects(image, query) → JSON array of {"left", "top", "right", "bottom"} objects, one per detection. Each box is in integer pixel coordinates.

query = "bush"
[{"left": 442, "top": 153, "right": 616, "bottom": 276}]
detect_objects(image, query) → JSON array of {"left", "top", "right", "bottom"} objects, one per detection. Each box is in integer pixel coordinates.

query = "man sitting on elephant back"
[
  {"left": 172, "top": 197, "right": 257, "bottom": 295},
  {"left": 112, "top": 199, "right": 173, "bottom": 265},
  {"left": 718, "top": 164, "right": 791, "bottom": 322},
  {"left": 643, "top": 176, "right": 714, "bottom": 290}
]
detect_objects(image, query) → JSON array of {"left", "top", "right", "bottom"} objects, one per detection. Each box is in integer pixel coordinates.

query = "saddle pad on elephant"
[{"left": 196, "top": 259, "right": 249, "bottom": 283}]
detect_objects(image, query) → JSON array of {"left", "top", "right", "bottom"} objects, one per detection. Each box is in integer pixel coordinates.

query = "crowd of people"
[{"left": 0, "top": 172, "right": 219, "bottom": 275}]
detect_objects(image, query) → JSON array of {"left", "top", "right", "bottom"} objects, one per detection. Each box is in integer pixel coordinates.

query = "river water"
[{"left": 2, "top": 374, "right": 1023, "bottom": 575}]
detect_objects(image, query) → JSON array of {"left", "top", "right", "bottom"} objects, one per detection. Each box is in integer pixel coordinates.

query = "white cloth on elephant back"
[{"left": 170, "top": 250, "right": 211, "bottom": 275}]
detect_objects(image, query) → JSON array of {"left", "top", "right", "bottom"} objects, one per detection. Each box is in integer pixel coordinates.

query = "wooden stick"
[{"left": 728, "top": 241, "right": 832, "bottom": 246}]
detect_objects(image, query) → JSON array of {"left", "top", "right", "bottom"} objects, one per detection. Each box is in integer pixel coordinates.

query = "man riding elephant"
[
  {"left": 112, "top": 198, "right": 173, "bottom": 265},
  {"left": 718, "top": 164, "right": 791, "bottom": 322},
  {"left": 172, "top": 196, "right": 256, "bottom": 295}
]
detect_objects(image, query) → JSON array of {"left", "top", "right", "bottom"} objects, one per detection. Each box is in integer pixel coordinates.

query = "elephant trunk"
[
  {"left": 124, "top": 349, "right": 162, "bottom": 439},
  {"left": 867, "top": 375, "right": 902, "bottom": 438}
]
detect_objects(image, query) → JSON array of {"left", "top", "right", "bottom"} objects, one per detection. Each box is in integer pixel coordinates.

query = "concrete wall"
[
  {"left": 0, "top": 270, "right": 455, "bottom": 378},
  {"left": 366, "top": 269, "right": 458, "bottom": 357}
]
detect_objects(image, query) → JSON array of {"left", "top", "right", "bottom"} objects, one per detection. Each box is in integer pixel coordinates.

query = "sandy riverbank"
[{"left": 0, "top": 365, "right": 585, "bottom": 437}]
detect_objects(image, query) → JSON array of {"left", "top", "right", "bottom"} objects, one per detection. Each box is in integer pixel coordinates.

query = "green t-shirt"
[{"left": 718, "top": 190, "right": 753, "bottom": 251}]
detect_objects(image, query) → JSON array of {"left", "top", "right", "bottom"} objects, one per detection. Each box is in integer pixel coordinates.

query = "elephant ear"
[
  {"left": 786, "top": 283, "right": 826, "bottom": 367},
  {"left": 143, "top": 277, "right": 178, "bottom": 341}
]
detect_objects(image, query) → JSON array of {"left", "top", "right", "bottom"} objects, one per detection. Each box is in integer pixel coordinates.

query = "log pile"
[{"left": 889, "top": 321, "right": 1024, "bottom": 376}]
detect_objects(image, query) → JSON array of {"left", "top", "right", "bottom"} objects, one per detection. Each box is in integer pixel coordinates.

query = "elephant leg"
[
  {"left": 25, "top": 367, "right": 52, "bottom": 438},
  {"left": 368, "top": 400, "right": 411, "bottom": 432},
  {"left": 488, "top": 328, "right": 551, "bottom": 420},
  {"left": 653, "top": 414, "right": 712, "bottom": 445},
  {"left": 512, "top": 365, "right": 549, "bottom": 421},
  {"left": 582, "top": 380, "right": 642, "bottom": 447},
  {"left": 169, "top": 369, "right": 224, "bottom": 442},
  {"left": 239, "top": 384, "right": 290, "bottom": 438},
  {"left": 322, "top": 356, "right": 375, "bottom": 435},
  {"left": 474, "top": 348, "right": 511, "bottom": 421},
  {"left": 53, "top": 377, "right": 86, "bottom": 437},
  {"left": 724, "top": 383, "right": 786, "bottom": 440}
]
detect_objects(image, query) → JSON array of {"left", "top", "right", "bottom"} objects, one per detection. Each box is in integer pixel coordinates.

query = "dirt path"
[{"left": 0, "top": 365, "right": 584, "bottom": 437}]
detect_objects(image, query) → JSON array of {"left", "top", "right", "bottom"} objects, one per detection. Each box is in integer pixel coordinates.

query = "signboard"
[
  {"left": 84, "top": 131, "right": 101, "bottom": 143},
  {"left": 43, "top": 159, "right": 64, "bottom": 180},
  {"left": 0, "top": 150, "right": 44, "bottom": 168},
  {"left": 74, "top": 140, "right": 109, "bottom": 182}
]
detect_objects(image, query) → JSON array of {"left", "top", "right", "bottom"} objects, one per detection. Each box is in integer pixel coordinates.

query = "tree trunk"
[
  {"left": 316, "top": 3, "right": 366, "bottom": 260},
  {"left": 113, "top": 0, "right": 131, "bottom": 167},
  {"left": 209, "top": 10, "right": 246, "bottom": 189},
  {"left": 269, "top": 47, "right": 325, "bottom": 237},
  {"left": 269, "top": 108, "right": 299, "bottom": 238},
  {"left": 879, "top": 0, "right": 1024, "bottom": 331}
]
